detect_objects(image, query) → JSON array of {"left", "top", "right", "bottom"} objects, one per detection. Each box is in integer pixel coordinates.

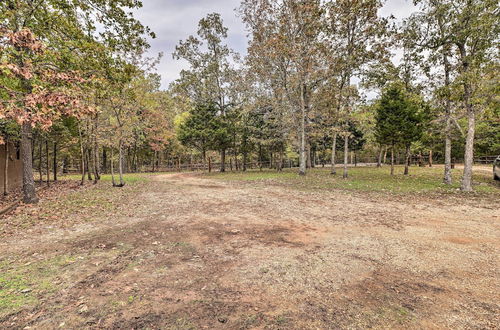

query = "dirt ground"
[{"left": 0, "top": 172, "right": 499, "bottom": 329}]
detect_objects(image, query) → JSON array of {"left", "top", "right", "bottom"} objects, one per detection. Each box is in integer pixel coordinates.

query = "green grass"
[
  {"left": 205, "top": 166, "right": 499, "bottom": 195},
  {"left": 0, "top": 256, "right": 77, "bottom": 317},
  {"left": 0, "top": 271, "right": 36, "bottom": 315}
]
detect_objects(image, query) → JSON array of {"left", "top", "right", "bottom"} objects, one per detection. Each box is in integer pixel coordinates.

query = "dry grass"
[{"left": 0, "top": 171, "right": 498, "bottom": 328}]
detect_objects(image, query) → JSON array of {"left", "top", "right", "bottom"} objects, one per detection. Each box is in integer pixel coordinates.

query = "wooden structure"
[{"left": 0, "top": 142, "right": 23, "bottom": 195}]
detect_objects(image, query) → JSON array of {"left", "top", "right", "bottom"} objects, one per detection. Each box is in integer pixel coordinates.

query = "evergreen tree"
[{"left": 375, "top": 83, "right": 426, "bottom": 175}]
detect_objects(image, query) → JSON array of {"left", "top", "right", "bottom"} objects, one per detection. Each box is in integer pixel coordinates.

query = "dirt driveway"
[{"left": 1, "top": 173, "right": 499, "bottom": 329}]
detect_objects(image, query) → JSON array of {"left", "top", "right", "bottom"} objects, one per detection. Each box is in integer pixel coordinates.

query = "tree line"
[
  {"left": 1, "top": 0, "right": 498, "bottom": 204},
  {"left": 174, "top": 0, "right": 497, "bottom": 190}
]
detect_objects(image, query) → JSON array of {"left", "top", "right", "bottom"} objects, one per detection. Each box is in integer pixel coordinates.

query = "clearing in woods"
[{"left": 0, "top": 168, "right": 498, "bottom": 328}]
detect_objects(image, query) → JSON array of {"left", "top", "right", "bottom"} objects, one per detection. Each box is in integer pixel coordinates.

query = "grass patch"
[
  {"left": 205, "top": 166, "right": 499, "bottom": 195},
  {"left": 0, "top": 256, "right": 77, "bottom": 318},
  {"left": 0, "top": 272, "right": 36, "bottom": 315},
  {"left": 3, "top": 175, "right": 152, "bottom": 232}
]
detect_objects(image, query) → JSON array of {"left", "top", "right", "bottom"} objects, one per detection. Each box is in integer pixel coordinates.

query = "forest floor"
[{"left": 0, "top": 167, "right": 499, "bottom": 329}]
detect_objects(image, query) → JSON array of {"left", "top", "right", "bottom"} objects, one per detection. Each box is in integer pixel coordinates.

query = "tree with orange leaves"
[{"left": 0, "top": 28, "right": 93, "bottom": 203}]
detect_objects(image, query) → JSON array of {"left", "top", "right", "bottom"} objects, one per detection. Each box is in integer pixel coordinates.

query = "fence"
[
  {"left": 142, "top": 159, "right": 299, "bottom": 173},
  {"left": 60, "top": 154, "right": 499, "bottom": 176},
  {"left": 475, "top": 156, "right": 498, "bottom": 164}
]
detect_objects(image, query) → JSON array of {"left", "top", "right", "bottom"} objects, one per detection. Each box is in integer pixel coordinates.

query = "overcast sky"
[{"left": 134, "top": 0, "right": 417, "bottom": 90}]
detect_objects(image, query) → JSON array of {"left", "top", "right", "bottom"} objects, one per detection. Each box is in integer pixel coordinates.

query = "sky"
[{"left": 134, "top": 0, "right": 417, "bottom": 90}]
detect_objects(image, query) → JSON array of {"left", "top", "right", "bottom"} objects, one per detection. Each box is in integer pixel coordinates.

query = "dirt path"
[{"left": 1, "top": 173, "right": 499, "bottom": 329}]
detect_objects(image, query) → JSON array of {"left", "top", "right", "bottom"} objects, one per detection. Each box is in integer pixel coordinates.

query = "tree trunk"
[
  {"left": 92, "top": 145, "right": 98, "bottom": 184},
  {"left": 390, "top": 145, "right": 395, "bottom": 176},
  {"left": 404, "top": 144, "right": 410, "bottom": 175},
  {"left": 444, "top": 137, "right": 452, "bottom": 184},
  {"left": 62, "top": 156, "right": 68, "bottom": 174},
  {"left": 86, "top": 149, "right": 92, "bottom": 181},
  {"left": 38, "top": 139, "right": 43, "bottom": 183},
  {"left": 21, "top": 123, "right": 38, "bottom": 204},
  {"left": 461, "top": 110, "right": 475, "bottom": 191},
  {"left": 343, "top": 135, "right": 349, "bottom": 179},
  {"left": 242, "top": 150, "right": 247, "bottom": 172},
  {"left": 202, "top": 149, "right": 206, "bottom": 172},
  {"left": 118, "top": 140, "right": 125, "bottom": 186},
  {"left": 111, "top": 148, "right": 116, "bottom": 186},
  {"left": 306, "top": 143, "right": 312, "bottom": 169},
  {"left": 442, "top": 47, "right": 453, "bottom": 185},
  {"left": 53, "top": 142, "right": 57, "bottom": 181},
  {"left": 102, "top": 148, "right": 107, "bottom": 174},
  {"left": 258, "top": 144, "right": 263, "bottom": 171},
  {"left": 94, "top": 118, "right": 101, "bottom": 179},
  {"left": 383, "top": 146, "right": 388, "bottom": 164},
  {"left": 4, "top": 142, "right": 9, "bottom": 196},
  {"left": 78, "top": 125, "right": 85, "bottom": 186},
  {"left": 233, "top": 135, "right": 238, "bottom": 171},
  {"left": 133, "top": 143, "right": 138, "bottom": 173},
  {"left": 299, "top": 84, "right": 307, "bottom": 176},
  {"left": 331, "top": 132, "right": 337, "bottom": 174},
  {"left": 278, "top": 146, "right": 284, "bottom": 172},
  {"left": 220, "top": 149, "right": 226, "bottom": 172},
  {"left": 377, "top": 146, "right": 383, "bottom": 168},
  {"left": 208, "top": 157, "right": 212, "bottom": 173},
  {"left": 458, "top": 44, "right": 475, "bottom": 192},
  {"left": 428, "top": 149, "right": 433, "bottom": 167},
  {"left": 93, "top": 142, "right": 100, "bottom": 182},
  {"left": 152, "top": 151, "right": 156, "bottom": 172},
  {"left": 126, "top": 146, "right": 131, "bottom": 173},
  {"left": 46, "top": 139, "right": 50, "bottom": 187}
]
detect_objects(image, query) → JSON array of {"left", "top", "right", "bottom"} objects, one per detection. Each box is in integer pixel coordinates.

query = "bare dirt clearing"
[{"left": 0, "top": 172, "right": 499, "bottom": 329}]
